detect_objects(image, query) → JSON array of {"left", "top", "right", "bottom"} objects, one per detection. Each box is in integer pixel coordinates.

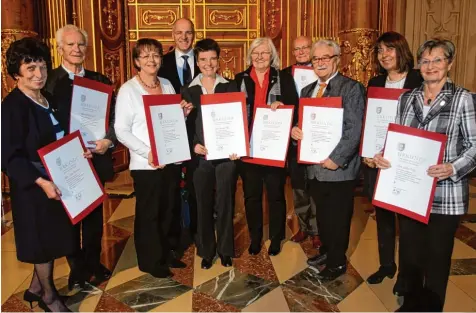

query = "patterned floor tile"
[
  {"left": 337, "top": 283, "right": 388, "bottom": 312},
  {"left": 107, "top": 198, "right": 136, "bottom": 223},
  {"left": 268, "top": 240, "right": 309, "bottom": 283},
  {"left": 455, "top": 224, "right": 476, "bottom": 243},
  {"left": 1, "top": 227, "right": 16, "bottom": 252},
  {"left": 1, "top": 251, "right": 34, "bottom": 305},
  {"left": 195, "top": 268, "right": 280, "bottom": 309},
  {"left": 234, "top": 241, "right": 279, "bottom": 282},
  {"left": 1, "top": 295, "right": 32, "bottom": 312},
  {"left": 171, "top": 244, "right": 195, "bottom": 288},
  {"left": 95, "top": 293, "right": 134, "bottom": 312},
  {"left": 107, "top": 274, "right": 192, "bottom": 312},
  {"left": 242, "top": 286, "right": 290, "bottom": 312},
  {"left": 443, "top": 280, "right": 476, "bottom": 312},
  {"left": 109, "top": 216, "right": 135, "bottom": 234},
  {"left": 449, "top": 275, "right": 476, "bottom": 301},
  {"left": 281, "top": 263, "right": 363, "bottom": 312},
  {"left": 151, "top": 289, "right": 192, "bottom": 312},
  {"left": 103, "top": 198, "right": 124, "bottom": 225},
  {"left": 450, "top": 258, "right": 476, "bottom": 275},
  {"left": 452, "top": 238, "right": 476, "bottom": 259},
  {"left": 192, "top": 254, "right": 232, "bottom": 288},
  {"left": 192, "top": 291, "right": 240, "bottom": 312},
  {"left": 99, "top": 238, "right": 129, "bottom": 284}
]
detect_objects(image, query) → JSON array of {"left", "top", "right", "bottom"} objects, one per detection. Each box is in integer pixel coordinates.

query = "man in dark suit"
[
  {"left": 291, "top": 39, "right": 365, "bottom": 281},
  {"left": 158, "top": 18, "right": 200, "bottom": 239},
  {"left": 44, "top": 24, "right": 116, "bottom": 288},
  {"left": 281, "top": 36, "right": 320, "bottom": 248}
]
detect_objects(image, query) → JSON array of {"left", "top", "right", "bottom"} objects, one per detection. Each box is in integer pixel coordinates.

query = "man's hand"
[
  {"left": 89, "top": 139, "right": 112, "bottom": 155},
  {"left": 321, "top": 158, "right": 338, "bottom": 170}
]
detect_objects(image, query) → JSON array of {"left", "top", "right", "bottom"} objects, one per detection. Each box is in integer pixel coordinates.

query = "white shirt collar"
[
  {"left": 62, "top": 63, "right": 85, "bottom": 80},
  {"left": 317, "top": 71, "right": 338, "bottom": 85},
  {"left": 175, "top": 48, "right": 194, "bottom": 61},
  {"left": 188, "top": 74, "right": 227, "bottom": 90}
]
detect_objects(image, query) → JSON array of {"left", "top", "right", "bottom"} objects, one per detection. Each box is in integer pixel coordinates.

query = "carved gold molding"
[
  {"left": 264, "top": 0, "right": 282, "bottom": 39},
  {"left": 220, "top": 48, "right": 237, "bottom": 80},
  {"left": 102, "top": 0, "right": 118, "bottom": 36},
  {"left": 104, "top": 52, "right": 121, "bottom": 85},
  {"left": 209, "top": 9, "right": 244, "bottom": 26},
  {"left": 142, "top": 9, "right": 177, "bottom": 26}
]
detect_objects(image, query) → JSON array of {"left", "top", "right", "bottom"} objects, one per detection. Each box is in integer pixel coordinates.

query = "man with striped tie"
[{"left": 291, "top": 39, "right": 365, "bottom": 281}]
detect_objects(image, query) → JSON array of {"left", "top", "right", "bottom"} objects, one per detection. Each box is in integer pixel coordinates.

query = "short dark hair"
[
  {"left": 132, "top": 38, "right": 163, "bottom": 71},
  {"left": 373, "top": 31, "right": 414, "bottom": 74},
  {"left": 416, "top": 38, "right": 456, "bottom": 64},
  {"left": 6, "top": 37, "right": 52, "bottom": 79},
  {"left": 193, "top": 38, "right": 220, "bottom": 59}
]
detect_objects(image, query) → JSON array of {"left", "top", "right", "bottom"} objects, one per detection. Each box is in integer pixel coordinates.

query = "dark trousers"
[
  {"left": 399, "top": 213, "right": 460, "bottom": 311},
  {"left": 293, "top": 188, "right": 318, "bottom": 235},
  {"left": 309, "top": 179, "right": 355, "bottom": 268},
  {"left": 238, "top": 162, "right": 287, "bottom": 245},
  {"left": 131, "top": 165, "right": 181, "bottom": 272},
  {"left": 194, "top": 158, "right": 237, "bottom": 259},
  {"left": 71, "top": 179, "right": 105, "bottom": 273},
  {"left": 185, "top": 160, "right": 198, "bottom": 236}
]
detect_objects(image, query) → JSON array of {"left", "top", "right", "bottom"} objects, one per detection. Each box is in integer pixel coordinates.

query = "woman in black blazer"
[
  {"left": 1, "top": 38, "right": 83, "bottom": 312},
  {"left": 232, "top": 37, "right": 299, "bottom": 257},
  {"left": 364, "top": 32, "right": 423, "bottom": 295},
  {"left": 181, "top": 39, "right": 239, "bottom": 269}
]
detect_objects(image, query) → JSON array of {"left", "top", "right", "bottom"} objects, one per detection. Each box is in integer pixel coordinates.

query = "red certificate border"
[
  {"left": 372, "top": 123, "right": 447, "bottom": 224},
  {"left": 37, "top": 130, "right": 107, "bottom": 225},
  {"left": 359, "top": 87, "right": 409, "bottom": 157},
  {"left": 200, "top": 92, "right": 250, "bottom": 160},
  {"left": 70, "top": 76, "right": 114, "bottom": 143},
  {"left": 297, "top": 97, "right": 343, "bottom": 164},
  {"left": 242, "top": 105, "right": 295, "bottom": 168},
  {"left": 143, "top": 94, "right": 190, "bottom": 166}
]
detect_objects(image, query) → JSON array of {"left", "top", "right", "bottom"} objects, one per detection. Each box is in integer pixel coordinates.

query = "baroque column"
[{"left": 338, "top": 0, "right": 379, "bottom": 86}]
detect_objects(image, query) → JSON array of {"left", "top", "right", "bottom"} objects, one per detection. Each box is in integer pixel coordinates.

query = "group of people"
[{"left": 1, "top": 16, "right": 475, "bottom": 312}]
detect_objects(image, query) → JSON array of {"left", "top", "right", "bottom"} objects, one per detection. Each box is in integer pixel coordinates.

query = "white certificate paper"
[
  {"left": 248, "top": 107, "right": 294, "bottom": 166},
  {"left": 373, "top": 124, "right": 446, "bottom": 223},
  {"left": 293, "top": 66, "right": 318, "bottom": 96},
  {"left": 40, "top": 132, "right": 105, "bottom": 224},
  {"left": 201, "top": 101, "right": 248, "bottom": 160},
  {"left": 70, "top": 85, "right": 109, "bottom": 148},
  {"left": 148, "top": 104, "right": 191, "bottom": 165},
  {"left": 299, "top": 105, "right": 343, "bottom": 163}
]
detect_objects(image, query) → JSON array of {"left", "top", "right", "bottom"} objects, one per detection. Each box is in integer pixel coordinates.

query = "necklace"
[
  {"left": 386, "top": 74, "right": 407, "bottom": 83},
  {"left": 137, "top": 74, "right": 160, "bottom": 89}
]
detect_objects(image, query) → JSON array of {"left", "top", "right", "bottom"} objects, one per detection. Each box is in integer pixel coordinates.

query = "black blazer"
[
  {"left": 1, "top": 88, "right": 59, "bottom": 188},
  {"left": 44, "top": 67, "right": 117, "bottom": 182},
  {"left": 367, "top": 68, "right": 423, "bottom": 89},
  {"left": 232, "top": 66, "right": 299, "bottom": 130},
  {"left": 158, "top": 50, "right": 200, "bottom": 94},
  {"left": 181, "top": 81, "right": 237, "bottom": 151}
]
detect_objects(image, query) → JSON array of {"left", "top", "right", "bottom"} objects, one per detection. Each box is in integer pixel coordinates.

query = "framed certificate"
[
  {"left": 242, "top": 105, "right": 294, "bottom": 167},
  {"left": 292, "top": 65, "right": 318, "bottom": 96},
  {"left": 360, "top": 87, "right": 408, "bottom": 158},
  {"left": 201, "top": 92, "right": 250, "bottom": 160},
  {"left": 38, "top": 131, "right": 106, "bottom": 225},
  {"left": 143, "top": 94, "right": 191, "bottom": 166},
  {"left": 297, "top": 97, "right": 343, "bottom": 164},
  {"left": 372, "top": 123, "right": 447, "bottom": 224},
  {"left": 70, "top": 76, "right": 114, "bottom": 149}
]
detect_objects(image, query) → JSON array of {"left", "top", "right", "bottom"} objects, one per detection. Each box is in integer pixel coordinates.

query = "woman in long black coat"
[{"left": 1, "top": 38, "right": 82, "bottom": 312}]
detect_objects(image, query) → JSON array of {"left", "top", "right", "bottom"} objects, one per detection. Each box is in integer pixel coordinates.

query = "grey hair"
[
  {"left": 55, "top": 24, "right": 88, "bottom": 47},
  {"left": 246, "top": 37, "right": 280, "bottom": 69},
  {"left": 416, "top": 38, "right": 456, "bottom": 64},
  {"left": 311, "top": 39, "right": 341, "bottom": 56}
]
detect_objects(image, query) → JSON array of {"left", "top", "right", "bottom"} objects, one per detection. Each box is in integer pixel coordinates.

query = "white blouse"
[{"left": 114, "top": 76, "right": 176, "bottom": 170}]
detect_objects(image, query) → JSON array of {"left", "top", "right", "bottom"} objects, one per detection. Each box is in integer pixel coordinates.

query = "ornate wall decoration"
[
  {"left": 208, "top": 9, "right": 245, "bottom": 28},
  {"left": 99, "top": 0, "right": 120, "bottom": 40},
  {"left": 141, "top": 9, "right": 177, "bottom": 26},
  {"left": 220, "top": 49, "right": 237, "bottom": 80},
  {"left": 264, "top": 0, "right": 282, "bottom": 39},
  {"left": 104, "top": 51, "right": 121, "bottom": 85},
  {"left": 339, "top": 28, "right": 379, "bottom": 86},
  {"left": 1, "top": 33, "right": 17, "bottom": 96}
]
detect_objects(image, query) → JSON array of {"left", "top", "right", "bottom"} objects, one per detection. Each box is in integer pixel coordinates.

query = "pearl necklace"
[
  {"left": 137, "top": 74, "right": 160, "bottom": 89},
  {"left": 386, "top": 74, "right": 407, "bottom": 83}
]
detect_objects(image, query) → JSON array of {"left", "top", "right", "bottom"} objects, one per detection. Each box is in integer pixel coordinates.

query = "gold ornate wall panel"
[
  {"left": 126, "top": 0, "right": 260, "bottom": 78},
  {"left": 402, "top": 0, "right": 476, "bottom": 91}
]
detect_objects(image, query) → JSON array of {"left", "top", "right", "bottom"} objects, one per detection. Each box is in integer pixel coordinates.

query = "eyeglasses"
[
  {"left": 312, "top": 55, "right": 338, "bottom": 63},
  {"left": 251, "top": 51, "right": 272, "bottom": 58},
  {"left": 293, "top": 46, "right": 311, "bottom": 52},
  {"left": 419, "top": 57, "right": 448, "bottom": 67},
  {"left": 139, "top": 54, "right": 161, "bottom": 61}
]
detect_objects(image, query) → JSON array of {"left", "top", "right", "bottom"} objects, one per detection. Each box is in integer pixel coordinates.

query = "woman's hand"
[
  {"left": 148, "top": 151, "right": 165, "bottom": 169},
  {"left": 363, "top": 157, "right": 376, "bottom": 168},
  {"left": 83, "top": 149, "right": 93, "bottom": 159},
  {"left": 291, "top": 126, "right": 303, "bottom": 140},
  {"left": 427, "top": 163, "right": 454, "bottom": 180},
  {"left": 180, "top": 100, "right": 194, "bottom": 117},
  {"left": 229, "top": 153, "right": 240, "bottom": 160},
  {"left": 194, "top": 144, "right": 207, "bottom": 156},
  {"left": 270, "top": 101, "right": 283, "bottom": 111},
  {"left": 36, "top": 177, "right": 61, "bottom": 200},
  {"left": 373, "top": 153, "right": 391, "bottom": 169}
]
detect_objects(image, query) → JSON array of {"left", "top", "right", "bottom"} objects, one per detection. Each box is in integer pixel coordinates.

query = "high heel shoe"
[
  {"left": 38, "top": 298, "right": 72, "bottom": 312},
  {"left": 23, "top": 290, "right": 41, "bottom": 309}
]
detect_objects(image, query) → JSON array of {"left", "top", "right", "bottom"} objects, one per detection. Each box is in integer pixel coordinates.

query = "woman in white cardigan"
[{"left": 115, "top": 38, "right": 193, "bottom": 278}]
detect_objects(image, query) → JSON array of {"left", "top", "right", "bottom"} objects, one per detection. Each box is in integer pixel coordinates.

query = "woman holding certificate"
[
  {"left": 233, "top": 37, "right": 298, "bottom": 256},
  {"left": 115, "top": 39, "right": 192, "bottom": 278},
  {"left": 1, "top": 38, "right": 76, "bottom": 312},
  {"left": 374, "top": 39, "right": 476, "bottom": 311},
  {"left": 181, "top": 38, "right": 238, "bottom": 269},
  {"left": 364, "top": 32, "right": 422, "bottom": 294}
]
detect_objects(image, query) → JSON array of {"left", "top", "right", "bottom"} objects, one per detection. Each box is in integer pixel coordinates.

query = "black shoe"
[
  {"left": 38, "top": 297, "right": 72, "bottom": 312},
  {"left": 169, "top": 258, "right": 187, "bottom": 268},
  {"left": 91, "top": 264, "right": 112, "bottom": 282},
  {"left": 307, "top": 253, "right": 327, "bottom": 267},
  {"left": 393, "top": 276, "right": 406, "bottom": 296},
  {"left": 268, "top": 240, "right": 281, "bottom": 256},
  {"left": 248, "top": 243, "right": 261, "bottom": 255},
  {"left": 219, "top": 255, "right": 232, "bottom": 267},
  {"left": 201, "top": 258, "right": 213, "bottom": 269},
  {"left": 67, "top": 268, "right": 88, "bottom": 291},
  {"left": 316, "top": 264, "right": 347, "bottom": 281},
  {"left": 367, "top": 264, "right": 397, "bottom": 284},
  {"left": 149, "top": 267, "right": 174, "bottom": 278},
  {"left": 23, "top": 290, "right": 41, "bottom": 309}
]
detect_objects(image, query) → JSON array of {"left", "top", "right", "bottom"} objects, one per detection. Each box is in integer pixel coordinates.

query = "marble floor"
[{"left": 2, "top": 171, "right": 476, "bottom": 312}]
